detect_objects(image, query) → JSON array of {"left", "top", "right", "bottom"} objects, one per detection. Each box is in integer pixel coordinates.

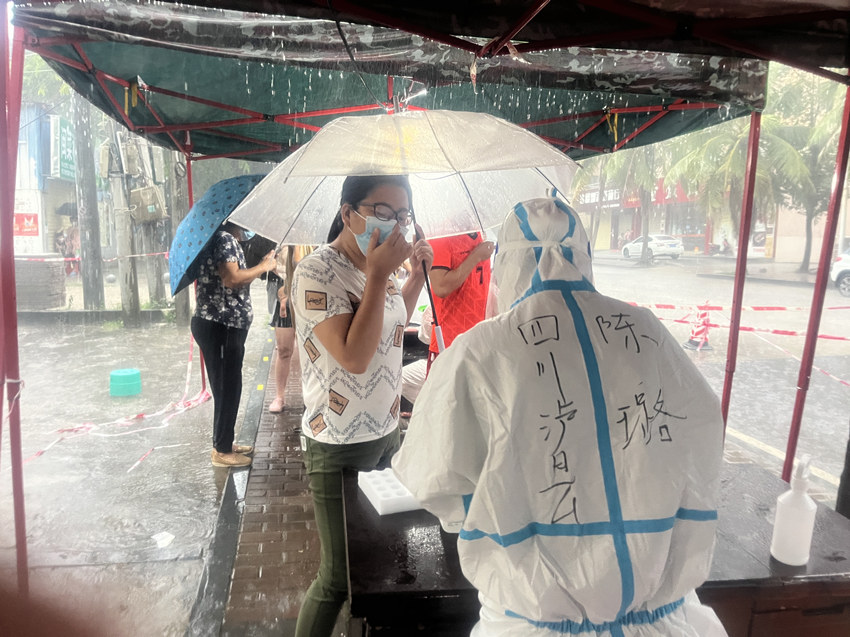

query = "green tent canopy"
[{"left": 13, "top": 1, "right": 768, "bottom": 162}]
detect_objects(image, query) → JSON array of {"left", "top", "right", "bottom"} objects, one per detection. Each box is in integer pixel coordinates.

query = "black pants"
[{"left": 191, "top": 317, "right": 249, "bottom": 453}]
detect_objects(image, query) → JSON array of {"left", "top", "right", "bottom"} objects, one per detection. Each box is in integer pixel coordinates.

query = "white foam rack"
[{"left": 358, "top": 468, "right": 421, "bottom": 515}]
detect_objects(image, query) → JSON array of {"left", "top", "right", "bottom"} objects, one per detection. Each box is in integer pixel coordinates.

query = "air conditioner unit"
[{"left": 129, "top": 185, "right": 167, "bottom": 223}]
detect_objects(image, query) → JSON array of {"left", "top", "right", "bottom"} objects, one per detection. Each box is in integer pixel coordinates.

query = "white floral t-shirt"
[{"left": 292, "top": 245, "right": 406, "bottom": 444}]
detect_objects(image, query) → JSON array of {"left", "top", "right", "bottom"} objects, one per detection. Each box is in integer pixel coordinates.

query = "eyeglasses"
[{"left": 356, "top": 202, "right": 413, "bottom": 226}]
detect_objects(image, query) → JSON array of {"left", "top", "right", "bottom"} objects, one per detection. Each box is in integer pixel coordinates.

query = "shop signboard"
[
  {"left": 58, "top": 118, "right": 75, "bottom": 181},
  {"left": 13, "top": 213, "right": 39, "bottom": 237}
]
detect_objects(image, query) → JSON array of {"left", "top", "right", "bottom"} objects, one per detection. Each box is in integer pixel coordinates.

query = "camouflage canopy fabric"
[
  {"left": 12, "top": 1, "right": 770, "bottom": 162},
  {"left": 152, "top": 0, "right": 850, "bottom": 72}
]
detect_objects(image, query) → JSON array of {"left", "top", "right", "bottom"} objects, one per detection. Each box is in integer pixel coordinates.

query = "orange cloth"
[{"left": 429, "top": 233, "right": 491, "bottom": 353}]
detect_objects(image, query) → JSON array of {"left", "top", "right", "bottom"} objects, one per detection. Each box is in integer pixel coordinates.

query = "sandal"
[
  {"left": 269, "top": 397, "right": 286, "bottom": 413},
  {"left": 211, "top": 450, "right": 252, "bottom": 467}
]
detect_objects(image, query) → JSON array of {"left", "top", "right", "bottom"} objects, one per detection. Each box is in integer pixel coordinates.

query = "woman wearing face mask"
[{"left": 291, "top": 175, "right": 433, "bottom": 637}]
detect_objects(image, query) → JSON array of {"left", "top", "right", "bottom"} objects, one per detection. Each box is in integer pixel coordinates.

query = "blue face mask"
[
  {"left": 241, "top": 229, "right": 255, "bottom": 241},
  {"left": 351, "top": 214, "right": 408, "bottom": 255}
]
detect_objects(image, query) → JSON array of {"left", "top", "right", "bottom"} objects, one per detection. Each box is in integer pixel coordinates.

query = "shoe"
[
  {"left": 269, "top": 397, "right": 286, "bottom": 413},
  {"left": 232, "top": 444, "right": 254, "bottom": 455},
  {"left": 211, "top": 450, "right": 252, "bottom": 467}
]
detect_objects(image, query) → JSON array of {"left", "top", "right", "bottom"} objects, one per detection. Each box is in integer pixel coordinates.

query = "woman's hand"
[
  {"left": 260, "top": 250, "right": 277, "bottom": 273},
  {"left": 408, "top": 224, "right": 433, "bottom": 273},
  {"left": 220, "top": 249, "right": 278, "bottom": 288},
  {"left": 365, "top": 224, "right": 412, "bottom": 280},
  {"left": 400, "top": 225, "right": 433, "bottom": 322},
  {"left": 278, "top": 289, "right": 288, "bottom": 318},
  {"left": 470, "top": 240, "right": 495, "bottom": 264}
]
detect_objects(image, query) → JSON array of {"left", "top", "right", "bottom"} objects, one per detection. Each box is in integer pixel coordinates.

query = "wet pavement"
[
  {"left": 1, "top": 259, "right": 848, "bottom": 635},
  {"left": 0, "top": 288, "right": 273, "bottom": 635}
]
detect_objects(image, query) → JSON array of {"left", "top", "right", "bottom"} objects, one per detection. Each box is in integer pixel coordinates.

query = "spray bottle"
[{"left": 770, "top": 455, "right": 817, "bottom": 566}]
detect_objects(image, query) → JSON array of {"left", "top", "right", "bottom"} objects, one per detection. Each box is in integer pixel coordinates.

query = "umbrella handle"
[{"left": 413, "top": 223, "right": 443, "bottom": 353}]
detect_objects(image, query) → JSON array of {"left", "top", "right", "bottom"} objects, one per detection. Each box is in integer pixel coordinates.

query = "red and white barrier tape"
[
  {"left": 127, "top": 443, "right": 192, "bottom": 473},
  {"left": 715, "top": 311, "right": 850, "bottom": 389},
  {"left": 14, "top": 251, "right": 169, "bottom": 263},
  {"left": 660, "top": 316, "right": 850, "bottom": 342},
  {"left": 18, "top": 333, "right": 210, "bottom": 468},
  {"left": 104, "top": 251, "right": 168, "bottom": 263},
  {"left": 632, "top": 302, "right": 850, "bottom": 312}
]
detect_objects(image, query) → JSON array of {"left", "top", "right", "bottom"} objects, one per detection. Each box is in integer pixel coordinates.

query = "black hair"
[
  {"left": 326, "top": 175, "right": 413, "bottom": 242},
  {"left": 326, "top": 212, "right": 345, "bottom": 243}
]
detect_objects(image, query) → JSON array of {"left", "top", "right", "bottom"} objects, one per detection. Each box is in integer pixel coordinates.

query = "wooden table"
[{"left": 343, "top": 462, "right": 850, "bottom": 636}]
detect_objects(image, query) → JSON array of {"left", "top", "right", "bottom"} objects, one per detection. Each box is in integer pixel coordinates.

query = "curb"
[
  {"left": 16, "top": 309, "right": 172, "bottom": 325},
  {"left": 185, "top": 334, "right": 275, "bottom": 637},
  {"left": 696, "top": 272, "right": 817, "bottom": 288}
]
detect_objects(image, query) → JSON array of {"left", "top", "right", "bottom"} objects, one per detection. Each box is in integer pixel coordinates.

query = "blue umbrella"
[{"left": 169, "top": 174, "right": 266, "bottom": 295}]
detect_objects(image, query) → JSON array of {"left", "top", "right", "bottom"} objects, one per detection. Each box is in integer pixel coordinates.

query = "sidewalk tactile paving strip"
[{"left": 223, "top": 355, "right": 318, "bottom": 632}]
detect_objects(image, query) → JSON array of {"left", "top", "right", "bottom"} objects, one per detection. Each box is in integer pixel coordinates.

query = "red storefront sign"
[{"left": 13, "top": 213, "right": 39, "bottom": 237}]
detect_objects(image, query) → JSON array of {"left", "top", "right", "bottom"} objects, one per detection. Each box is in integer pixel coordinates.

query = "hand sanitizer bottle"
[{"left": 770, "top": 455, "right": 817, "bottom": 566}]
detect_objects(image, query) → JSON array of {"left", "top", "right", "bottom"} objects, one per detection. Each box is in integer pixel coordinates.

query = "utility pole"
[
  {"left": 168, "top": 152, "right": 191, "bottom": 325},
  {"left": 72, "top": 92, "right": 104, "bottom": 309},
  {"left": 140, "top": 222, "right": 166, "bottom": 304},
  {"left": 109, "top": 122, "right": 141, "bottom": 327}
]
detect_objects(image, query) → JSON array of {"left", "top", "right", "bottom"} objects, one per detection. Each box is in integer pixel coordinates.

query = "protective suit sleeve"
[{"left": 393, "top": 339, "right": 491, "bottom": 532}]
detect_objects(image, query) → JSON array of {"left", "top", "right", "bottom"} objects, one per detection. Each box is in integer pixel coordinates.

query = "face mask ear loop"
[{"left": 411, "top": 212, "right": 445, "bottom": 352}]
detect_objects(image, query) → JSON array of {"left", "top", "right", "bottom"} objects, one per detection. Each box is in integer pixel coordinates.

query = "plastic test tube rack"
[{"left": 358, "top": 468, "right": 421, "bottom": 515}]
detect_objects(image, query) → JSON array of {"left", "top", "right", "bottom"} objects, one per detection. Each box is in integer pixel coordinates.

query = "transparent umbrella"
[
  {"left": 228, "top": 109, "right": 580, "bottom": 244},
  {"left": 228, "top": 109, "right": 580, "bottom": 352}
]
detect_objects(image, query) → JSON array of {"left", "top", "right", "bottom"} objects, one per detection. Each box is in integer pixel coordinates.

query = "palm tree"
[
  {"left": 770, "top": 65, "right": 845, "bottom": 272},
  {"left": 665, "top": 113, "right": 807, "bottom": 250},
  {"left": 571, "top": 135, "right": 674, "bottom": 264},
  {"left": 605, "top": 142, "right": 669, "bottom": 265},
  {"left": 570, "top": 154, "right": 608, "bottom": 248}
]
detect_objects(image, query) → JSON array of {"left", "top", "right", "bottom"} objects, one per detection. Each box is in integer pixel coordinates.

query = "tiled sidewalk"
[{"left": 221, "top": 350, "right": 319, "bottom": 636}]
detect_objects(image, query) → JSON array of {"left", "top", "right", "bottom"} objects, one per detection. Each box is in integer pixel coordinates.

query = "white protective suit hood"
[
  {"left": 394, "top": 196, "right": 727, "bottom": 637},
  {"left": 495, "top": 197, "right": 594, "bottom": 314}
]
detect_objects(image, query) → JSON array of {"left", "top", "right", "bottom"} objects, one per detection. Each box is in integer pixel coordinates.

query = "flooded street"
[{"left": 1, "top": 298, "right": 272, "bottom": 634}]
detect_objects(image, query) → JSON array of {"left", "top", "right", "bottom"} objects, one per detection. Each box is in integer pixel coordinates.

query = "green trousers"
[{"left": 294, "top": 428, "right": 400, "bottom": 637}]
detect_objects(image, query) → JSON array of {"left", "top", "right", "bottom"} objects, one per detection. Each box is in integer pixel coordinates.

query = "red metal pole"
[
  {"left": 782, "top": 83, "right": 850, "bottom": 481},
  {"left": 186, "top": 155, "right": 194, "bottom": 207},
  {"left": 478, "top": 0, "right": 551, "bottom": 57},
  {"left": 720, "top": 111, "right": 761, "bottom": 427},
  {"left": 1, "top": 12, "right": 30, "bottom": 595},
  {"left": 0, "top": 0, "right": 9, "bottom": 445},
  {"left": 614, "top": 100, "right": 684, "bottom": 151}
]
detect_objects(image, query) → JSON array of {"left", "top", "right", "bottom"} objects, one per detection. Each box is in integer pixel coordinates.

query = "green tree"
[
  {"left": 570, "top": 154, "right": 608, "bottom": 248},
  {"left": 21, "top": 51, "right": 72, "bottom": 117},
  {"left": 665, "top": 112, "right": 806, "bottom": 247},
  {"left": 769, "top": 65, "right": 844, "bottom": 272},
  {"left": 604, "top": 142, "right": 669, "bottom": 265}
]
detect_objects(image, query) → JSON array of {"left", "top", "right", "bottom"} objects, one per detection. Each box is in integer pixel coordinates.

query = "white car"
[
  {"left": 830, "top": 248, "right": 850, "bottom": 297},
  {"left": 622, "top": 235, "right": 684, "bottom": 259}
]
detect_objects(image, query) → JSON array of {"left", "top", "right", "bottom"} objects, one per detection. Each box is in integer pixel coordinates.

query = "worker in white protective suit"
[{"left": 393, "top": 198, "right": 727, "bottom": 637}]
